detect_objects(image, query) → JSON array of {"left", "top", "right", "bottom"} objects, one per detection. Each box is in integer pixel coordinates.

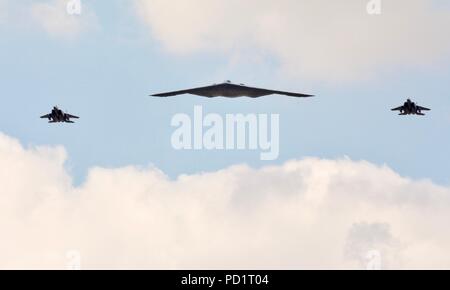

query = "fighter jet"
[
  {"left": 151, "top": 81, "right": 314, "bottom": 98},
  {"left": 391, "top": 99, "right": 431, "bottom": 116},
  {"left": 40, "top": 106, "right": 79, "bottom": 123}
]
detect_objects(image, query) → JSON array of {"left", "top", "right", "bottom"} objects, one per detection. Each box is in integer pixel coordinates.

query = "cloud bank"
[
  {"left": 136, "top": 0, "right": 450, "bottom": 81},
  {"left": 1, "top": 131, "right": 450, "bottom": 269}
]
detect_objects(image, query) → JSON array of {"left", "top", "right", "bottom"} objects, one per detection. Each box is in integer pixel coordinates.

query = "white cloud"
[
  {"left": 1, "top": 0, "right": 96, "bottom": 38},
  {"left": 30, "top": 0, "right": 96, "bottom": 39},
  {"left": 136, "top": 0, "right": 450, "bottom": 82},
  {"left": 1, "top": 131, "right": 450, "bottom": 269}
]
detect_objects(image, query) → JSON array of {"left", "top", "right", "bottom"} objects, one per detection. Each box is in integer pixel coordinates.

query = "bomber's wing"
[
  {"left": 40, "top": 114, "right": 51, "bottom": 119},
  {"left": 66, "top": 113, "right": 79, "bottom": 119},
  {"left": 417, "top": 106, "right": 430, "bottom": 111},
  {"left": 391, "top": 106, "right": 404, "bottom": 111},
  {"left": 242, "top": 85, "right": 314, "bottom": 98},
  {"left": 151, "top": 84, "right": 221, "bottom": 97}
]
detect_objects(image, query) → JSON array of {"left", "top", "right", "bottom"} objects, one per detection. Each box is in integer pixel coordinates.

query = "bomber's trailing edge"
[
  {"left": 391, "top": 99, "right": 431, "bottom": 116},
  {"left": 40, "top": 106, "right": 79, "bottom": 123},
  {"left": 151, "top": 81, "right": 314, "bottom": 98}
]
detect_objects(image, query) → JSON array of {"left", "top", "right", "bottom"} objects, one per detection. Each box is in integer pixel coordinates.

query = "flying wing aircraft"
[
  {"left": 151, "top": 81, "right": 314, "bottom": 98},
  {"left": 40, "top": 106, "right": 80, "bottom": 123},
  {"left": 391, "top": 99, "right": 431, "bottom": 116}
]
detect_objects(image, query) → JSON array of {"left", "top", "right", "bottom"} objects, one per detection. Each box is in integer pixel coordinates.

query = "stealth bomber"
[{"left": 152, "top": 81, "right": 314, "bottom": 98}]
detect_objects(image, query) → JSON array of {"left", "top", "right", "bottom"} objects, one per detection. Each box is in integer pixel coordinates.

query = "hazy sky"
[
  {"left": 1, "top": 0, "right": 449, "bottom": 184},
  {"left": 1, "top": 0, "right": 450, "bottom": 269}
]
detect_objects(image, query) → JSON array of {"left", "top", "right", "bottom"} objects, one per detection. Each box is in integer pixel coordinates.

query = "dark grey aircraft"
[
  {"left": 391, "top": 99, "right": 431, "bottom": 116},
  {"left": 151, "top": 81, "right": 314, "bottom": 98},
  {"left": 40, "top": 106, "right": 79, "bottom": 123}
]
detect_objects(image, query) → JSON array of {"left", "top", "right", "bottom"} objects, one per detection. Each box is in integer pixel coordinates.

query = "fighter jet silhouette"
[
  {"left": 40, "top": 106, "right": 79, "bottom": 123},
  {"left": 391, "top": 99, "right": 431, "bottom": 116}
]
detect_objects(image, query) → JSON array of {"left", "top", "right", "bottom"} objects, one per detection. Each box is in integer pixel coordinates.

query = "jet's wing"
[
  {"left": 66, "top": 114, "right": 79, "bottom": 119},
  {"left": 391, "top": 106, "right": 404, "bottom": 111},
  {"left": 40, "top": 114, "right": 51, "bottom": 119},
  {"left": 417, "top": 106, "right": 430, "bottom": 111}
]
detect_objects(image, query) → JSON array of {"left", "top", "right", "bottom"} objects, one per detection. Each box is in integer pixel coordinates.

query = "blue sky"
[{"left": 1, "top": 0, "right": 449, "bottom": 185}]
